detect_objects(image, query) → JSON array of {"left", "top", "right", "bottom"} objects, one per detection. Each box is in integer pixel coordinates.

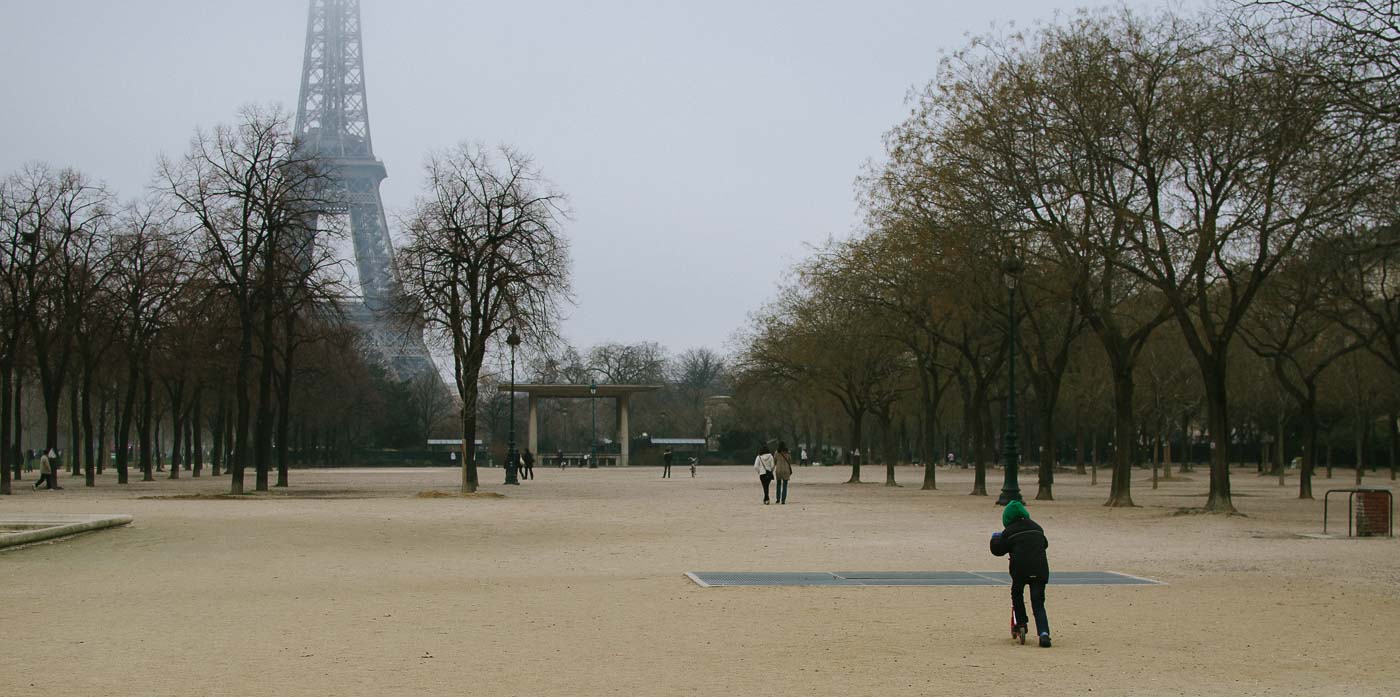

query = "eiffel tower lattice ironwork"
[{"left": 295, "top": 0, "right": 435, "bottom": 381}]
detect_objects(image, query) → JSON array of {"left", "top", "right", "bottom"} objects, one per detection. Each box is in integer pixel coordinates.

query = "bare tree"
[
  {"left": 398, "top": 144, "right": 571, "bottom": 493},
  {"left": 589, "top": 342, "right": 668, "bottom": 384},
  {"left": 739, "top": 278, "right": 912, "bottom": 485},
  {"left": 1241, "top": 244, "right": 1363, "bottom": 497},
  {"left": 160, "top": 105, "right": 331, "bottom": 494},
  {"left": 673, "top": 347, "right": 727, "bottom": 436},
  {"left": 408, "top": 369, "right": 454, "bottom": 444},
  {"left": 4, "top": 165, "right": 112, "bottom": 463},
  {"left": 1242, "top": 1, "right": 1400, "bottom": 121},
  {"left": 108, "top": 202, "right": 186, "bottom": 484}
]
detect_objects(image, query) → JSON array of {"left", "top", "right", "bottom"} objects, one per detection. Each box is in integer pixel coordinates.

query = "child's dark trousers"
[{"left": 1012, "top": 576, "right": 1049, "bottom": 636}]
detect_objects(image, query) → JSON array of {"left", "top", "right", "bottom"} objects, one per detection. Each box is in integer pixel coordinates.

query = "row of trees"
[
  {"left": 736, "top": 1, "right": 1400, "bottom": 512},
  {"left": 0, "top": 106, "right": 517, "bottom": 497}
]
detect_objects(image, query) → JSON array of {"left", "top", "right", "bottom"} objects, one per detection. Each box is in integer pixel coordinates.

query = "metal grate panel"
[{"left": 687, "top": 571, "right": 1162, "bottom": 587}]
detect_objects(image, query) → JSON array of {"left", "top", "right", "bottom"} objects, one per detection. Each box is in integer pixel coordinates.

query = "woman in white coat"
[{"left": 754, "top": 443, "right": 775, "bottom": 504}]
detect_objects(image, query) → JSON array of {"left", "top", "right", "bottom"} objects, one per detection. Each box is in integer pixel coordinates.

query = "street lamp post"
[
  {"left": 997, "top": 255, "right": 1025, "bottom": 506},
  {"left": 505, "top": 331, "right": 522, "bottom": 485},
  {"left": 588, "top": 381, "right": 599, "bottom": 468}
]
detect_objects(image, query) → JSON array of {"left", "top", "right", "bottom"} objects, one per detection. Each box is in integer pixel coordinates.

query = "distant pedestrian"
[
  {"left": 522, "top": 449, "right": 535, "bottom": 480},
  {"left": 662, "top": 447, "right": 673, "bottom": 478},
  {"left": 26, "top": 449, "right": 35, "bottom": 472},
  {"left": 34, "top": 448, "right": 60, "bottom": 490},
  {"left": 799, "top": 447, "right": 809, "bottom": 467},
  {"left": 773, "top": 441, "right": 793, "bottom": 504},
  {"left": 689, "top": 456, "right": 697, "bottom": 478},
  {"left": 557, "top": 448, "right": 565, "bottom": 469},
  {"left": 754, "top": 444, "right": 775, "bottom": 505}
]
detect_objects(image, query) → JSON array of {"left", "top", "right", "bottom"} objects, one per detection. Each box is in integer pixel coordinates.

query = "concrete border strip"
[{"left": 0, "top": 515, "right": 134, "bottom": 550}]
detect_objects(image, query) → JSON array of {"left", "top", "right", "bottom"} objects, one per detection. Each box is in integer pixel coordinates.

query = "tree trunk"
[
  {"left": 192, "top": 396, "right": 203, "bottom": 477},
  {"left": 1, "top": 362, "right": 11, "bottom": 495},
  {"left": 1203, "top": 366, "right": 1236, "bottom": 513},
  {"left": 1090, "top": 432, "right": 1099, "bottom": 486},
  {"left": 155, "top": 409, "right": 164, "bottom": 472},
  {"left": 12, "top": 375, "right": 22, "bottom": 482},
  {"left": 225, "top": 411, "right": 236, "bottom": 477},
  {"left": 81, "top": 364, "right": 96, "bottom": 486},
  {"left": 919, "top": 370, "right": 938, "bottom": 491},
  {"left": 68, "top": 381, "right": 81, "bottom": 477},
  {"left": 232, "top": 317, "right": 254, "bottom": 495},
  {"left": 1355, "top": 421, "right": 1364, "bottom": 486},
  {"left": 1260, "top": 428, "right": 1271, "bottom": 475},
  {"left": 1106, "top": 369, "right": 1136, "bottom": 507},
  {"left": 210, "top": 397, "right": 224, "bottom": 478},
  {"left": 1180, "top": 410, "right": 1193, "bottom": 473},
  {"left": 1074, "top": 426, "right": 1085, "bottom": 476},
  {"left": 40, "top": 364, "right": 62, "bottom": 453},
  {"left": 1164, "top": 429, "right": 1174, "bottom": 479},
  {"left": 1390, "top": 412, "right": 1397, "bottom": 482},
  {"left": 254, "top": 347, "right": 274, "bottom": 492},
  {"left": 275, "top": 313, "right": 298, "bottom": 488},
  {"left": 139, "top": 371, "right": 154, "bottom": 482},
  {"left": 168, "top": 399, "right": 182, "bottom": 480},
  {"left": 882, "top": 415, "right": 897, "bottom": 487},
  {"left": 1151, "top": 429, "right": 1160, "bottom": 490},
  {"left": 97, "top": 394, "right": 108, "bottom": 479},
  {"left": 1036, "top": 406, "right": 1055, "bottom": 500},
  {"left": 183, "top": 413, "right": 192, "bottom": 472},
  {"left": 1298, "top": 398, "right": 1316, "bottom": 499},
  {"left": 116, "top": 361, "right": 138, "bottom": 485},
  {"left": 847, "top": 410, "right": 864, "bottom": 484},
  {"left": 969, "top": 395, "right": 987, "bottom": 496},
  {"left": 460, "top": 401, "right": 480, "bottom": 493}
]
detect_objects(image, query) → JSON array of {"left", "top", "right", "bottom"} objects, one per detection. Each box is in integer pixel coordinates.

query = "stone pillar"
[
  {"left": 618, "top": 394, "right": 631, "bottom": 467},
  {"left": 527, "top": 395, "right": 539, "bottom": 456}
]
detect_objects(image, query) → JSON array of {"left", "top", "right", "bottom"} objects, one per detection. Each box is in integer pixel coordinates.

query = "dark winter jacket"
[{"left": 990, "top": 516, "right": 1050, "bottom": 581}]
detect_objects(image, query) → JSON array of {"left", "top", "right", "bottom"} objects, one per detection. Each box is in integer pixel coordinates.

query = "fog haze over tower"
[{"left": 294, "top": 0, "right": 435, "bottom": 380}]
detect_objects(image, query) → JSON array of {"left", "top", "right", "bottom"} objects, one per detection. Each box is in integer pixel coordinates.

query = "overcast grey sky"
[{"left": 0, "top": 0, "right": 1186, "bottom": 356}]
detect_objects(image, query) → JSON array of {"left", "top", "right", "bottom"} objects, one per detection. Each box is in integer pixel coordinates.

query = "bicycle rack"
[{"left": 1323, "top": 489, "right": 1393, "bottom": 538}]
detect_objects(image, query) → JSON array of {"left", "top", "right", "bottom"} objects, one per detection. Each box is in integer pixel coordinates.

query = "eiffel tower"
[{"left": 294, "top": 0, "right": 435, "bottom": 381}]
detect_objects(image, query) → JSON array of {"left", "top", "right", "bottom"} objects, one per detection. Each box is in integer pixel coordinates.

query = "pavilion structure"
[{"left": 500, "top": 384, "right": 661, "bottom": 467}]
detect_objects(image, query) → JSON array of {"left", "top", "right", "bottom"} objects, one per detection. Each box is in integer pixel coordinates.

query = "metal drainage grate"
[{"left": 686, "top": 571, "right": 1161, "bottom": 588}]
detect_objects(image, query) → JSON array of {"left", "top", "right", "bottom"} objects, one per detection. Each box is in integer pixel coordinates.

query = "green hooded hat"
[{"left": 1002, "top": 500, "right": 1029, "bottom": 527}]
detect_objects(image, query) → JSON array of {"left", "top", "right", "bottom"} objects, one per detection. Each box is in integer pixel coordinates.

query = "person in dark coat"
[
  {"left": 990, "top": 500, "right": 1051, "bottom": 647},
  {"left": 522, "top": 449, "right": 535, "bottom": 480},
  {"left": 662, "top": 447, "right": 673, "bottom": 478}
]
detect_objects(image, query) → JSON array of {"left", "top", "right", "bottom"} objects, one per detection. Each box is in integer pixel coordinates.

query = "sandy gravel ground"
[{"left": 0, "top": 462, "right": 1396, "bottom": 697}]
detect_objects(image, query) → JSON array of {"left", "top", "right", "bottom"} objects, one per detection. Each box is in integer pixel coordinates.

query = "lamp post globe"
[
  {"left": 996, "top": 254, "right": 1024, "bottom": 505},
  {"left": 589, "top": 381, "right": 599, "bottom": 468},
  {"left": 505, "top": 331, "right": 522, "bottom": 485}
]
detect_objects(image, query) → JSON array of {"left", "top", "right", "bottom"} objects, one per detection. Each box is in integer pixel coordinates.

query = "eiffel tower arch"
[{"left": 294, "top": 0, "right": 436, "bottom": 381}]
